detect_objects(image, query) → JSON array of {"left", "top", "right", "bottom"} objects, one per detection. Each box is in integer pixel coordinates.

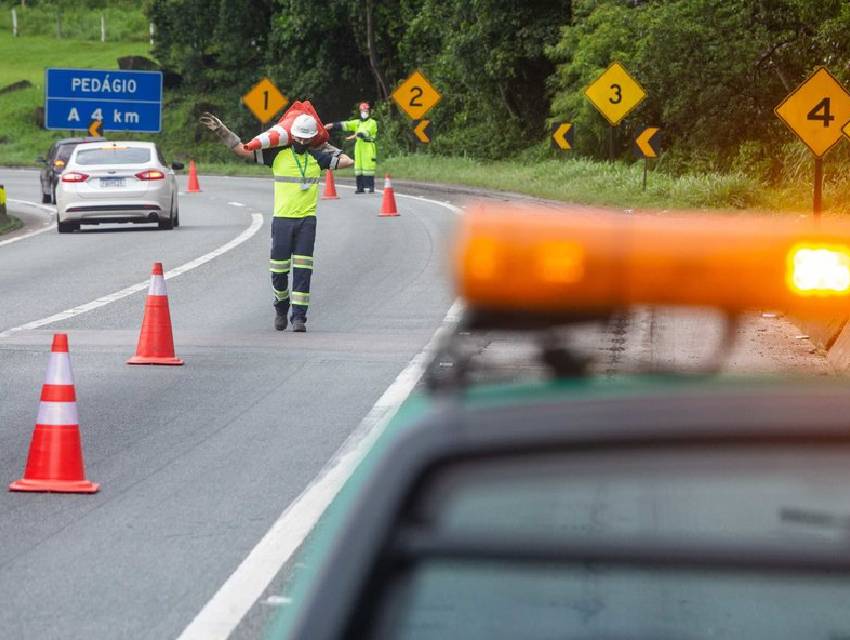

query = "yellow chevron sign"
[
  {"left": 551, "top": 122, "right": 574, "bottom": 150},
  {"left": 88, "top": 119, "right": 103, "bottom": 137},
  {"left": 413, "top": 119, "right": 431, "bottom": 143},
  {"left": 634, "top": 127, "right": 661, "bottom": 158}
]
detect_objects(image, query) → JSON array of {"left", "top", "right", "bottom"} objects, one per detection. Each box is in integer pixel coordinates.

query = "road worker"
[
  {"left": 325, "top": 102, "right": 378, "bottom": 193},
  {"left": 200, "top": 111, "right": 354, "bottom": 332}
]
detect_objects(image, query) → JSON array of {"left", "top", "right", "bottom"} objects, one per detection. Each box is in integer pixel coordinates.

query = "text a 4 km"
[{"left": 67, "top": 107, "right": 140, "bottom": 124}]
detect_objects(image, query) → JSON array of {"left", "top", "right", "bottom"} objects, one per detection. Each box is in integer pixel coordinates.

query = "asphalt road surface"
[{"left": 0, "top": 168, "right": 832, "bottom": 639}]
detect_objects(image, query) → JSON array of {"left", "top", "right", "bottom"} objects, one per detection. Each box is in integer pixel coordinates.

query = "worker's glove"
[
  {"left": 199, "top": 112, "right": 241, "bottom": 149},
  {"left": 356, "top": 132, "right": 366, "bottom": 139}
]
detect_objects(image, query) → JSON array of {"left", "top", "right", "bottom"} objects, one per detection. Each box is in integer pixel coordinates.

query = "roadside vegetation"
[{"left": 4, "top": 0, "right": 850, "bottom": 215}]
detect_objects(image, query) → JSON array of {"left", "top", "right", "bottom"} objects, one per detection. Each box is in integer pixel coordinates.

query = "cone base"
[
  {"left": 9, "top": 478, "right": 99, "bottom": 493},
  {"left": 127, "top": 355, "right": 184, "bottom": 366},
  {"left": 321, "top": 195, "right": 340, "bottom": 200},
  {"left": 378, "top": 211, "right": 400, "bottom": 217},
  {"left": 187, "top": 188, "right": 200, "bottom": 193}
]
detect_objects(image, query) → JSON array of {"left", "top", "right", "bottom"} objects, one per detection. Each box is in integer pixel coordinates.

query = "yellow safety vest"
[{"left": 273, "top": 148, "right": 322, "bottom": 218}]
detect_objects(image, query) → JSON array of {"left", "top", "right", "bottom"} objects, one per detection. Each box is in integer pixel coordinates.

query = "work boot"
[
  {"left": 367, "top": 176, "right": 375, "bottom": 193},
  {"left": 274, "top": 313, "right": 287, "bottom": 331},
  {"left": 354, "top": 175, "right": 364, "bottom": 194},
  {"left": 291, "top": 319, "right": 307, "bottom": 333}
]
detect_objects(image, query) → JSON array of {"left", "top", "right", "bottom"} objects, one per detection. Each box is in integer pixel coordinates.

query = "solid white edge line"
[
  {"left": 0, "top": 199, "right": 57, "bottom": 247},
  {"left": 176, "top": 191, "right": 463, "bottom": 640},
  {"left": 176, "top": 301, "right": 463, "bottom": 640},
  {"left": 0, "top": 212, "right": 264, "bottom": 338}
]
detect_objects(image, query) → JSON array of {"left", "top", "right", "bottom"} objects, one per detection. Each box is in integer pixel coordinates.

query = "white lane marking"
[
  {"left": 227, "top": 201, "right": 246, "bottom": 207},
  {"left": 0, "top": 213, "right": 264, "bottom": 338},
  {"left": 262, "top": 596, "right": 292, "bottom": 606},
  {"left": 0, "top": 199, "right": 57, "bottom": 247},
  {"left": 334, "top": 183, "right": 463, "bottom": 214},
  {"left": 177, "top": 200, "right": 462, "bottom": 640}
]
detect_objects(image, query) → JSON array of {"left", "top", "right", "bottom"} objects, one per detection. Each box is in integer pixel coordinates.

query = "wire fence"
[{"left": 1, "top": 5, "right": 151, "bottom": 42}]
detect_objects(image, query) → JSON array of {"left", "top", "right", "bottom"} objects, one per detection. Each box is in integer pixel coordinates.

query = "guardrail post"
[
  {"left": 149, "top": 22, "right": 154, "bottom": 45},
  {"left": 11, "top": 8, "right": 17, "bottom": 37},
  {"left": 101, "top": 14, "right": 106, "bottom": 42}
]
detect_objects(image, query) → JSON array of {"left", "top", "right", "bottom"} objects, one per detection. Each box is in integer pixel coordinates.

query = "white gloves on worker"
[{"left": 200, "top": 112, "right": 241, "bottom": 149}]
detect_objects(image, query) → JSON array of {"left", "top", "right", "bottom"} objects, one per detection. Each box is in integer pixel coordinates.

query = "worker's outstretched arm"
[
  {"left": 336, "top": 153, "right": 355, "bottom": 169},
  {"left": 200, "top": 112, "right": 253, "bottom": 160}
]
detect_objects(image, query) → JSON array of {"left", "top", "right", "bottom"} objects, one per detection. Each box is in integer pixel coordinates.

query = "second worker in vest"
[
  {"left": 325, "top": 102, "right": 378, "bottom": 194},
  {"left": 200, "top": 111, "right": 354, "bottom": 332}
]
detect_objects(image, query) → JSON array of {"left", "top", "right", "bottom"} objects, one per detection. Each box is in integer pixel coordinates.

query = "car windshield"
[
  {"left": 74, "top": 147, "right": 151, "bottom": 165},
  {"left": 55, "top": 144, "right": 77, "bottom": 163},
  {"left": 363, "top": 444, "right": 850, "bottom": 639}
]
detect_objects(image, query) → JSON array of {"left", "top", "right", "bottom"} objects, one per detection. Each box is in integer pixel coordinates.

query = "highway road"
[
  {"left": 0, "top": 168, "right": 457, "bottom": 639},
  {"left": 0, "top": 168, "right": 832, "bottom": 639}
]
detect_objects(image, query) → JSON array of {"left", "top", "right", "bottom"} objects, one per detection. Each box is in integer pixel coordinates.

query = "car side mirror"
[{"left": 171, "top": 162, "right": 185, "bottom": 171}]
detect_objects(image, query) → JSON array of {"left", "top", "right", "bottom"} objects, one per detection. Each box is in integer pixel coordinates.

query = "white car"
[{"left": 55, "top": 141, "right": 183, "bottom": 233}]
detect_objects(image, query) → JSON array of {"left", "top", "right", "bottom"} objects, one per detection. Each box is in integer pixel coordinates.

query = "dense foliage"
[{"left": 140, "top": 0, "right": 850, "bottom": 171}]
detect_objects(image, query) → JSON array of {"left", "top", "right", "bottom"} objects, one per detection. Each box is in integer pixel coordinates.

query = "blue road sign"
[{"left": 44, "top": 68, "right": 163, "bottom": 133}]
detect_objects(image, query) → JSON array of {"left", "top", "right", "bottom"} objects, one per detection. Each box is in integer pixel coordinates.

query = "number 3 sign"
[{"left": 392, "top": 70, "right": 442, "bottom": 121}]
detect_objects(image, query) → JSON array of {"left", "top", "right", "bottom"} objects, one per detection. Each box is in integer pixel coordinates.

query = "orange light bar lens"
[
  {"left": 788, "top": 244, "right": 850, "bottom": 296},
  {"left": 535, "top": 241, "right": 585, "bottom": 284}
]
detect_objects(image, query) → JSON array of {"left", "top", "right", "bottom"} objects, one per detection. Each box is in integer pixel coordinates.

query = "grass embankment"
[
  {"left": 0, "top": 213, "right": 22, "bottom": 235},
  {"left": 1, "top": 32, "right": 846, "bottom": 215}
]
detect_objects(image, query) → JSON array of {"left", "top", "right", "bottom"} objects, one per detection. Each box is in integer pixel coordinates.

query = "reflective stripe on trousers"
[{"left": 270, "top": 216, "right": 316, "bottom": 321}]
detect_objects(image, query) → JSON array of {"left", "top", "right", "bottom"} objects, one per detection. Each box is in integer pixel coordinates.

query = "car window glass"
[
  {"left": 56, "top": 145, "right": 76, "bottom": 163},
  {"left": 415, "top": 445, "right": 850, "bottom": 542},
  {"left": 374, "top": 560, "right": 850, "bottom": 640},
  {"left": 75, "top": 147, "right": 151, "bottom": 165}
]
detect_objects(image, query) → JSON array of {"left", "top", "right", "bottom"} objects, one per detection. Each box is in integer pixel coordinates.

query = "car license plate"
[{"left": 100, "top": 177, "right": 126, "bottom": 187}]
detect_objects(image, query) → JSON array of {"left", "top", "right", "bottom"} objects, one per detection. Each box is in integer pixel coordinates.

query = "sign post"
[
  {"left": 45, "top": 68, "right": 163, "bottom": 133},
  {"left": 775, "top": 67, "right": 850, "bottom": 219},
  {"left": 584, "top": 62, "right": 647, "bottom": 161},
  {"left": 392, "top": 70, "right": 442, "bottom": 143}
]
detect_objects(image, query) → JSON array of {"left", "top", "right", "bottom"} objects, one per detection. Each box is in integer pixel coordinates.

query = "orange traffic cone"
[
  {"left": 321, "top": 170, "right": 340, "bottom": 200},
  {"left": 10, "top": 334, "right": 99, "bottom": 493},
  {"left": 127, "top": 263, "right": 184, "bottom": 366},
  {"left": 187, "top": 160, "right": 201, "bottom": 193},
  {"left": 378, "top": 174, "right": 399, "bottom": 217}
]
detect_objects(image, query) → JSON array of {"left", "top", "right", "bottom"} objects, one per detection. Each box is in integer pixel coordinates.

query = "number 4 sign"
[
  {"left": 392, "top": 70, "right": 442, "bottom": 121},
  {"left": 775, "top": 67, "right": 850, "bottom": 158}
]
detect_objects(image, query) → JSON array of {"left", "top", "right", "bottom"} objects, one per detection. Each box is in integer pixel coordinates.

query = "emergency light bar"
[{"left": 455, "top": 205, "right": 850, "bottom": 322}]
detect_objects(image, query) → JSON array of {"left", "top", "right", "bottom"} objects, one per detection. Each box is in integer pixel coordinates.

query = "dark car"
[{"left": 38, "top": 136, "right": 105, "bottom": 204}]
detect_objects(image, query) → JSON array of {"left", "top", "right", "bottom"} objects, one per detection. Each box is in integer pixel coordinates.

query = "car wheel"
[
  {"left": 158, "top": 212, "right": 174, "bottom": 230},
  {"left": 57, "top": 220, "right": 78, "bottom": 233}
]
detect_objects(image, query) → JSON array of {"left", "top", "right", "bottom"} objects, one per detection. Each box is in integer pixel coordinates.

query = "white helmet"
[{"left": 291, "top": 114, "right": 318, "bottom": 140}]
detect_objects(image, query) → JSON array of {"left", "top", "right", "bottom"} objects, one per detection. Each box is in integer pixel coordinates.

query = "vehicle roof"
[
  {"left": 72, "top": 140, "right": 155, "bottom": 150},
  {"left": 52, "top": 136, "right": 106, "bottom": 146}
]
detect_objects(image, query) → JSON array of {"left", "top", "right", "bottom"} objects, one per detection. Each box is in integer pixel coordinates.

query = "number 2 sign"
[
  {"left": 392, "top": 70, "right": 442, "bottom": 121},
  {"left": 775, "top": 67, "right": 850, "bottom": 158}
]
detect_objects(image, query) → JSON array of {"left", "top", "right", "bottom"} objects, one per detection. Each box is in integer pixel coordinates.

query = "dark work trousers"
[{"left": 270, "top": 216, "right": 316, "bottom": 322}]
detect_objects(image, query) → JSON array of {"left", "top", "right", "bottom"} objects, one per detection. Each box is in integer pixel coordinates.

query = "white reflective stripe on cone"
[
  {"left": 148, "top": 275, "right": 168, "bottom": 296},
  {"left": 43, "top": 352, "right": 74, "bottom": 385},
  {"left": 384, "top": 176, "right": 392, "bottom": 188},
  {"left": 259, "top": 133, "right": 271, "bottom": 149},
  {"left": 36, "top": 401, "right": 79, "bottom": 426}
]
